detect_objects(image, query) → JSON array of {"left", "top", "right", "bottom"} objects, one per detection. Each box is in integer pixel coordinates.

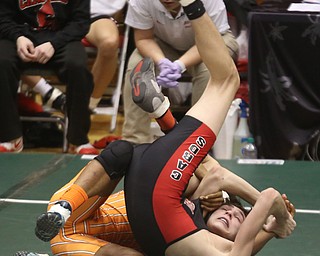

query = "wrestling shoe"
[
  {"left": 69, "top": 143, "right": 100, "bottom": 155},
  {"left": 15, "top": 252, "right": 49, "bottom": 256},
  {"left": 35, "top": 212, "right": 64, "bottom": 242},
  {"left": 42, "top": 88, "right": 66, "bottom": 114},
  {"left": 130, "top": 57, "right": 170, "bottom": 119},
  {"left": 35, "top": 202, "right": 71, "bottom": 242},
  {"left": 0, "top": 137, "right": 23, "bottom": 153}
]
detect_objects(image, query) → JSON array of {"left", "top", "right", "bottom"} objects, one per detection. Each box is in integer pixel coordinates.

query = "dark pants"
[{"left": 0, "top": 39, "right": 93, "bottom": 145}]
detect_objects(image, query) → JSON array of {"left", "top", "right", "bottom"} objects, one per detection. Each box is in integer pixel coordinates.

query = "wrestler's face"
[
  {"left": 206, "top": 204, "right": 246, "bottom": 241},
  {"left": 159, "top": 0, "right": 181, "bottom": 12}
]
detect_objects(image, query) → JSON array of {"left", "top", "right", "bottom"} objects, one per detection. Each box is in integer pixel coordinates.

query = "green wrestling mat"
[{"left": 0, "top": 153, "right": 319, "bottom": 255}]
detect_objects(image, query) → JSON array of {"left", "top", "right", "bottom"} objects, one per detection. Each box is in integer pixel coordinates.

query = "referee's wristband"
[{"left": 182, "top": 0, "right": 206, "bottom": 20}]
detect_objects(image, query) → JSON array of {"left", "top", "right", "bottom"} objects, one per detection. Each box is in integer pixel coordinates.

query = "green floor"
[{"left": 0, "top": 153, "right": 319, "bottom": 255}]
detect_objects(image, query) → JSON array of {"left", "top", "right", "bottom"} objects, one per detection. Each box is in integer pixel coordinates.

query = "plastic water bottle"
[
  {"left": 236, "top": 26, "right": 249, "bottom": 61},
  {"left": 213, "top": 98, "right": 241, "bottom": 159},
  {"left": 241, "top": 137, "right": 258, "bottom": 159},
  {"left": 232, "top": 100, "right": 250, "bottom": 158}
]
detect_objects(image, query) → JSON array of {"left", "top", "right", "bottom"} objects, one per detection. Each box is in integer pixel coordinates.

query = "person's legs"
[
  {"left": 122, "top": 42, "right": 181, "bottom": 144},
  {"left": 49, "top": 190, "right": 141, "bottom": 256},
  {"left": 85, "top": 18, "right": 120, "bottom": 110},
  {"left": 125, "top": 1, "right": 240, "bottom": 255},
  {"left": 129, "top": 57, "right": 176, "bottom": 134},
  {"left": 221, "top": 29, "right": 239, "bottom": 63},
  {"left": 189, "top": 29, "right": 239, "bottom": 105},
  {"left": 184, "top": 9, "right": 239, "bottom": 136},
  {"left": 126, "top": 57, "right": 216, "bottom": 256},
  {"left": 122, "top": 49, "right": 153, "bottom": 144},
  {"left": 21, "top": 75, "right": 66, "bottom": 113},
  {"left": 52, "top": 41, "right": 96, "bottom": 153},
  {"left": 35, "top": 140, "right": 134, "bottom": 242},
  {"left": 0, "top": 39, "right": 23, "bottom": 152}
]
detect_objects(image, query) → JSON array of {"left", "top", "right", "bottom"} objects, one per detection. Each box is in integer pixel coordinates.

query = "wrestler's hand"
[
  {"left": 16, "top": 36, "right": 36, "bottom": 62},
  {"left": 199, "top": 191, "right": 224, "bottom": 212}
]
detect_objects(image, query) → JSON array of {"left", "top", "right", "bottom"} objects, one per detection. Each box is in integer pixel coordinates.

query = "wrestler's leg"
[
  {"left": 52, "top": 233, "right": 142, "bottom": 256},
  {"left": 50, "top": 191, "right": 142, "bottom": 256},
  {"left": 48, "top": 139, "right": 133, "bottom": 213},
  {"left": 183, "top": 2, "right": 240, "bottom": 136},
  {"left": 35, "top": 140, "right": 133, "bottom": 242},
  {"left": 95, "top": 244, "right": 143, "bottom": 256}
]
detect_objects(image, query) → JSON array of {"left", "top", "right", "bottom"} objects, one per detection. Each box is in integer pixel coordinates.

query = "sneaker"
[
  {"left": 43, "top": 88, "right": 66, "bottom": 114},
  {"left": 35, "top": 212, "right": 65, "bottom": 242},
  {"left": 15, "top": 251, "right": 49, "bottom": 256},
  {"left": 70, "top": 143, "right": 99, "bottom": 155},
  {"left": 130, "top": 57, "right": 170, "bottom": 118},
  {"left": 35, "top": 201, "right": 72, "bottom": 242},
  {"left": 93, "top": 135, "right": 122, "bottom": 149},
  {"left": 0, "top": 137, "right": 23, "bottom": 153}
]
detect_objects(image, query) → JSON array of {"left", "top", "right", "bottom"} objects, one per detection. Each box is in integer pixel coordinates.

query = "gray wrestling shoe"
[
  {"left": 35, "top": 201, "right": 71, "bottom": 242},
  {"left": 130, "top": 57, "right": 170, "bottom": 118},
  {"left": 35, "top": 212, "right": 65, "bottom": 242},
  {"left": 14, "top": 251, "right": 49, "bottom": 256}
]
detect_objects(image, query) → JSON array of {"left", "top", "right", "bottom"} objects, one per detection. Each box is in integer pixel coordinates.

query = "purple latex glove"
[
  {"left": 157, "top": 75, "right": 179, "bottom": 88},
  {"left": 157, "top": 59, "right": 185, "bottom": 88},
  {"left": 156, "top": 58, "right": 174, "bottom": 76}
]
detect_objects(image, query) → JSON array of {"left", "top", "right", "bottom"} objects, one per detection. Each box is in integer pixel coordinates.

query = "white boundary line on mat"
[
  {"left": 0, "top": 198, "right": 49, "bottom": 204},
  {"left": 1, "top": 198, "right": 320, "bottom": 214}
]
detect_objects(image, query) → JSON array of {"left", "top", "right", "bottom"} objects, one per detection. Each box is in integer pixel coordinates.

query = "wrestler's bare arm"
[
  {"left": 230, "top": 188, "right": 296, "bottom": 256},
  {"left": 190, "top": 155, "right": 260, "bottom": 208}
]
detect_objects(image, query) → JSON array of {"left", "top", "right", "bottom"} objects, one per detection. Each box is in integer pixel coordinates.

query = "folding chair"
[
  {"left": 20, "top": 24, "right": 130, "bottom": 152},
  {"left": 19, "top": 66, "right": 69, "bottom": 152}
]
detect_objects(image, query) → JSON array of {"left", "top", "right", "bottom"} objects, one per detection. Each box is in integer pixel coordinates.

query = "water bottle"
[
  {"left": 232, "top": 100, "right": 250, "bottom": 159},
  {"left": 241, "top": 137, "right": 258, "bottom": 159}
]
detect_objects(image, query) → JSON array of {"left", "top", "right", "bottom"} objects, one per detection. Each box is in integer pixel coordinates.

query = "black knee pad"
[{"left": 94, "top": 140, "right": 134, "bottom": 180}]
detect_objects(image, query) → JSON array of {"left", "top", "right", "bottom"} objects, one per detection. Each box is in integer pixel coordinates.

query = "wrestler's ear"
[{"left": 95, "top": 140, "right": 134, "bottom": 179}]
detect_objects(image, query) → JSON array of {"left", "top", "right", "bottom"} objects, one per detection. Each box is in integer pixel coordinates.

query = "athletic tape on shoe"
[
  {"left": 48, "top": 203, "right": 71, "bottom": 222},
  {"left": 149, "top": 96, "right": 170, "bottom": 119}
]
